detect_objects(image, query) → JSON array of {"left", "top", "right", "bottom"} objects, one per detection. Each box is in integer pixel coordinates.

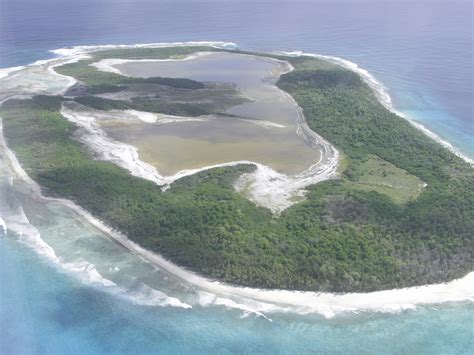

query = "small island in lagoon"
[{"left": 1, "top": 44, "right": 472, "bottom": 292}]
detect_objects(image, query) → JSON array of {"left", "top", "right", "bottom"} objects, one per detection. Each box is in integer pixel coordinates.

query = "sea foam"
[
  {"left": 0, "top": 119, "right": 191, "bottom": 309},
  {"left": 0, "top": 216, "right": 6, "bottom": 235},
  {"left": 0, "top": 66, "right": 26, "bottom": 80}
]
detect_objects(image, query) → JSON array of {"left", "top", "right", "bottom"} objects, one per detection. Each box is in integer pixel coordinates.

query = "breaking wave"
[{"left": 0, "top": 120, "right": 191, "bottom": 310}]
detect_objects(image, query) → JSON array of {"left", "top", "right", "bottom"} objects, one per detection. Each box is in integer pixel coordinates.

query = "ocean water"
[
  {"left": 2, "top": 235, "right": 473, "bottom": 354},
  {"left": 0, "top": 0, "right": 473, "bottom": 353}
]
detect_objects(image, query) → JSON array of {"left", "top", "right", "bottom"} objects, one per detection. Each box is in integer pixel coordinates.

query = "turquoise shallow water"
[
  {"left": 2, "top": 237, "right": 473, "bottom": 354},
  {"left": 0, "top": 0, "right": 473, "bottom": 353}
]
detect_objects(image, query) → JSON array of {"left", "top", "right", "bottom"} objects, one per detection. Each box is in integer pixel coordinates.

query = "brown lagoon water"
[{"left": 106, "top": 52, "right": 320, "bottom": 176}]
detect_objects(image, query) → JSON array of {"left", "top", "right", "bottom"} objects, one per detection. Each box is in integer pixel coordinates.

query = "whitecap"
[
  {"left": 0, "top": 216, "right": 6, "bottom": 236},
  {"left": 0, "top": 66, "right": 26, "bottom": 80},
  {"left": 127, "top": 283, "right": 192, "bottom": 308},
  {"left": 8, "top": 219, "right": 60, "bottom": 263}
]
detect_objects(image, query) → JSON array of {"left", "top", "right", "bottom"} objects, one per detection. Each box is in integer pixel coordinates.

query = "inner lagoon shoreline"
[
  {"left": 64, "top": 50, "right": 340, "bottom": 212},
  {"left": 0, "top": 41, "right": 473, "bottom": 317}
]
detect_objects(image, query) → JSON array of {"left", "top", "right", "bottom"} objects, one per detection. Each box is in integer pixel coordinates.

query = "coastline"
[
  {"left": 276, "top": 51, "right": 474, "bottom": 165},
  {"left": 0, "top": 42, "right": 473, "bottom": 317},
  {"left": 1, "top": 122, "right": 473, "bottom": 317}
]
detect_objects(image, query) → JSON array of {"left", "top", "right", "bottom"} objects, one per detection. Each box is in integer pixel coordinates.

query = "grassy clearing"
[{"left": 345, "top": 155, "right": 425, "bottom": 204}]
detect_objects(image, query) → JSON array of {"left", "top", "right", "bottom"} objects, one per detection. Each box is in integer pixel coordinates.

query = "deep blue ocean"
[{"left": 0, "top": 0, "right": 473, "bottom": 353}]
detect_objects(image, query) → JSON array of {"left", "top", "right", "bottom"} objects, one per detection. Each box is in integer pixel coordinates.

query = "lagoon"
[{"left": 96, "top": 52, "right": 320, "bottom": 176}]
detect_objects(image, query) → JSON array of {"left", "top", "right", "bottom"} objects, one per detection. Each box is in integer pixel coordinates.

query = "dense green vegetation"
[
  {"left": 1, "top": 47, "right": 472, "bottom": 292},
  {"left": 73, "top": 95, "right": 212, "bottom": 117},
  {"left": 56, "top": 59, "right": 205, "bottom": 90}
]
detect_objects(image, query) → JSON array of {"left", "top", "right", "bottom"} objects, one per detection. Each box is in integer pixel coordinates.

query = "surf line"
[{"left": 1, "top": 117, "right": 473, "bottom": 318}]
